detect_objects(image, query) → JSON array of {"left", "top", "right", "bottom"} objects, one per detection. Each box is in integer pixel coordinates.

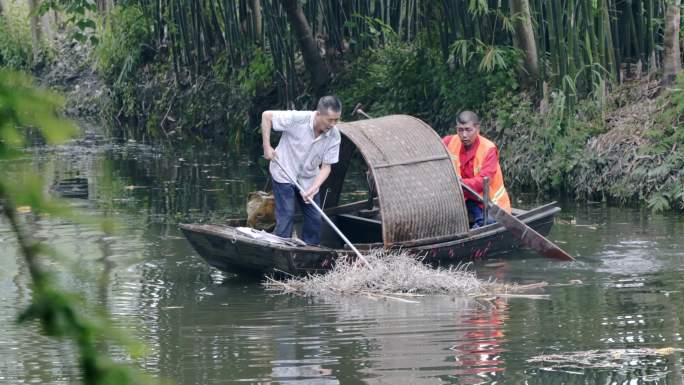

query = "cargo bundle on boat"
[{"left": 180, "top": 115, "right": 562, "bottom": 275}]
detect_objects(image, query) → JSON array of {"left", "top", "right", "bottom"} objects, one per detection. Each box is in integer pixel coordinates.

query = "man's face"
[
  {"left": 315, "top": 109, "right": 341, "bottom": 134},
  {"left": 456, "top": 121, "right": 479, "bottom": 147}
]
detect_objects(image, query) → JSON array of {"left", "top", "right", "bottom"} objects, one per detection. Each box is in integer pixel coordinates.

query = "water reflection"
[
  {"left": 450, "top": 298, "right": 507, "bottom": 380},
  {"left": 145, "top": 283, "right": 511, "bottom": 385},
  {"left": 2, "top": 129, "right": 684, "bottom": 384}
]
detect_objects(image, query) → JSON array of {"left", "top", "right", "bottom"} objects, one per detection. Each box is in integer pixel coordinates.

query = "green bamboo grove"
[{"left": 119, "top": 0, "right": 676, "bottom": 106}]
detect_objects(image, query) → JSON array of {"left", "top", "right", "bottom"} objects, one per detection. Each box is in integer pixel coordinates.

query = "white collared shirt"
[{"left": 269, "top": 110, "right": 341, "bottom": 190}]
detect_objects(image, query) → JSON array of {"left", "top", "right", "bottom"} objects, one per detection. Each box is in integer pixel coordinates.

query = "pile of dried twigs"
[{"left": 263, "top": 249, "right": 545, "bottom": 300}]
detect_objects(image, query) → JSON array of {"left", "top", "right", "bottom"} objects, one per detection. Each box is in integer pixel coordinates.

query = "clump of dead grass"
[
  {"left": 529, "top": 347, "right": 681, "bottom": 372},
  {"left": 570, "top": 79, "right": 666, "bottom": 201},
  {"left": 492, "top": 78, "right": 681, "bottom": 209},
  {"left": 263, "top": 249, "right": 545, "bottom": 300}
]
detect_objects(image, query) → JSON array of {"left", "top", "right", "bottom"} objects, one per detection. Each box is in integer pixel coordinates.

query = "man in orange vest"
[{"left": 443, "top": 111, "right": 512, "bottom": 228}]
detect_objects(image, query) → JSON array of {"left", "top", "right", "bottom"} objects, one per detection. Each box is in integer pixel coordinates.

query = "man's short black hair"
[
  {"left": 457, "top": 110, "right": 480, "bottom": 125},
  {"left": 317, "top": 95, "right": 342, "bottom": 114}
]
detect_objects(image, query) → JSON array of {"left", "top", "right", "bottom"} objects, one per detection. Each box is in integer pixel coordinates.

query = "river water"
[{"left": 2, "top": 129, "right": 684, "bottom": 385}]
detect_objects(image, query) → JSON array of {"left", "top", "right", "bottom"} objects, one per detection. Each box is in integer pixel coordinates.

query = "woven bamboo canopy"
[{"left": 323, "top": 115, "right": 470, "bottom": 247}]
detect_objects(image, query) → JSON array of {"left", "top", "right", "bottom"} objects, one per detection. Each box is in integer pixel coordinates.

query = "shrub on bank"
[
  {"left": 566, "top": 78, "right": 684, "bottom": 212},
  {"left": 97, "top": 13, "right": 276, "bottom": 145},
  {"left": 332, "top": 41, "right": 518, "bottom": 133},
  {"left": 96, "top": 5, "right": 151, "bottom": 84},
  {"left": 487, "top": 90, "right": 605, "bottom": 192},
  {"left": 488, "top": 76, "right": 684, "bottom": 212}
]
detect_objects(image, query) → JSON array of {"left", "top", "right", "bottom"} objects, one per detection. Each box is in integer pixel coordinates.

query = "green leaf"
[
  {"left": 648, "top": 163, "right": 672, "bottom": 178},
  {"left": 449, "top": 39, "right": 473, "bottom": 67},
  {"left": 647, "top": 193, "right": 671, "bottom": 212},
  {"left": 76, "top": 19, "right": 97, "bottom": 31},
  {"left": 73, "top": 32, "right": 87, "bottom": 43},
  {"left": 479, "top": 46, "right": 508, "bottom": 72}
]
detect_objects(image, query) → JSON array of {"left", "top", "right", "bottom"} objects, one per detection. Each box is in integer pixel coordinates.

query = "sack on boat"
[
  {"left": 246, "top": 191, "right": 275, "bottom": 230},
  {"left": 236, "top": 227, "right": 306, "bottom": 246}
]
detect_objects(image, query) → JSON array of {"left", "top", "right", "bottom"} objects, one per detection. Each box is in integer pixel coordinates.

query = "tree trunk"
[
  {"left": 27, "top": 0, "right": 42, "bottom": 65},
  {"left": 250, "top": 0, "right": 262, "bottom": 46},
  {"left": 509, "top": 0, "right": 539, "bottom": 89},
  {"left": 662, "top": 0, "right": 681, "bottom": 85},
  {"left": 282, "top": 0, "right": 329, "bottom": 97},
  {"left": 96, "top": 0, "right": 107, "bottom": 14}
]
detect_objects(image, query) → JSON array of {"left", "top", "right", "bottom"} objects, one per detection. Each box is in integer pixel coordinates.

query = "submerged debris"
[
  {"left": 263, "top": 249, "right": 545, "bottom": 299},
  {"left": 529, "top": 347, "right": 682, "bottom": 371}
]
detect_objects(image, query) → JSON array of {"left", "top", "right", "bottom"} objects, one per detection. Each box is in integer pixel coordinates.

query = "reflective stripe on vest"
[{"left": 446, "top": 134, "right": 512, "bottom": 213}]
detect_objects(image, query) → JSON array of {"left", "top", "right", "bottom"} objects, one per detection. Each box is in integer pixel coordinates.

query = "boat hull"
[{"left": 180, "top": 202, "right": 561, "bottom": 276}]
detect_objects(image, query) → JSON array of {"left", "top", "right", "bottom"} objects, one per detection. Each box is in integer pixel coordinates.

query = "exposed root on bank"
[{"left": 263, "top": 249, "right": 546, "bottom": 299}]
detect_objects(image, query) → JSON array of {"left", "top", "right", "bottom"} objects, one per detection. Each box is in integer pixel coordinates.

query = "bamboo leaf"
[
  {"left": 449, "top": 39, "right": 473, "bottom": 67},
  {"left": 563, "top": 74, "right": 577, "bottom": 95},
  {"left": 478, "top": 46, "right": 509, "bottom": 72},
  {"left": 647, "top": 193, "right": 671, "bottom": 212}
]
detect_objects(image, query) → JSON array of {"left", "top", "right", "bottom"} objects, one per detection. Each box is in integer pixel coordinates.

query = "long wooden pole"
[{"left": 270, "top": 157, "right": 371, "bottom": 267}]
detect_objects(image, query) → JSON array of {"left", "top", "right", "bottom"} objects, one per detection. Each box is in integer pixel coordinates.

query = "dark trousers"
[
  {"left": 466, "top": 200, "right": 495, "bottom": 229},
  {"left": 272, "top": 181, "right": 322, "bottom": 245}
]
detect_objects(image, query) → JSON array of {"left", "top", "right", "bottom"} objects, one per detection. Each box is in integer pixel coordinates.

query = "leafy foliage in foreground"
[{"left": 0, "top": 69, "right": 153, "bottom": 385}]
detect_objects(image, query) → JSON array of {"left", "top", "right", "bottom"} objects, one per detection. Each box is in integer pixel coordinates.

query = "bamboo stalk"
[
  {"left": 603, "top": 0, "right": 618, "bottom": 82},
  {"left": 114, "top": 0, "right": 675, "bottom": 121}
]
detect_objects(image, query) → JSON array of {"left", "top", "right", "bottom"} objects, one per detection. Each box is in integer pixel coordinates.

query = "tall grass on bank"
[
  {"left": 96, "top": 5, "right": 151, "bottom": 85},
  {"left": 490, "top": 75, "right": 683, "bottom": 212},
  {"left": 0, "top": 0, "right": 35, "bottom": 69}
]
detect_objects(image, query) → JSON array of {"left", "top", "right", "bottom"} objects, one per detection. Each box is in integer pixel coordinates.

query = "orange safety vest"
[{"left": 447, "top": 134, "right": 512, "bottom": 213}]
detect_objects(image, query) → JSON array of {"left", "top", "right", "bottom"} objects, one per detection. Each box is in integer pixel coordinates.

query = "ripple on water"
[
  {"left": 152, "top": 293, "right": 510, "bottom": 385},
  {"left": 5, "top": 136, "right": 684, "bottom": 385}
]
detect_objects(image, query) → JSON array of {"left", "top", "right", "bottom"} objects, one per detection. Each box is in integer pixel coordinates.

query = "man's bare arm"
[
  {"left": 261, "top": 111, "right": 276, "bottom": 160},
  {"left": 302, "top": 163, "right": 332, "bottom": 202}
]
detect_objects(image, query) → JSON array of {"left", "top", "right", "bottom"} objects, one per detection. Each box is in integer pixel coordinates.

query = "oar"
[
  {"left": 270, "top": 157, "right": 371, "bottom": 267},
  {"left": 459, "top": 182, "right": 575, "bottom": 261}
]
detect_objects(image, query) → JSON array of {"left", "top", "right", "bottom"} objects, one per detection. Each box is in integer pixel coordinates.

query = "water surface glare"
[{"left": 1, "top": 131, "right": 684, "bottom": 384}]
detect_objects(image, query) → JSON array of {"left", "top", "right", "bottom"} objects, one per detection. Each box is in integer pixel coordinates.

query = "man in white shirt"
[{"left": 261, "top": 96, "right": 342, "bottom": 245}]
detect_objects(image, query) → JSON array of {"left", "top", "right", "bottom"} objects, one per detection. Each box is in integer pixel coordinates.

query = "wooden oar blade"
[{"left": 488, "top": 205, "right": 575, "bottom": 261}]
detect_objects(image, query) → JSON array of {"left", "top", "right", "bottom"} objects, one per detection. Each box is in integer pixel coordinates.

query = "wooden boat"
[{"left": 180, "top": 115, "right": 562, "bottom": 276}]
